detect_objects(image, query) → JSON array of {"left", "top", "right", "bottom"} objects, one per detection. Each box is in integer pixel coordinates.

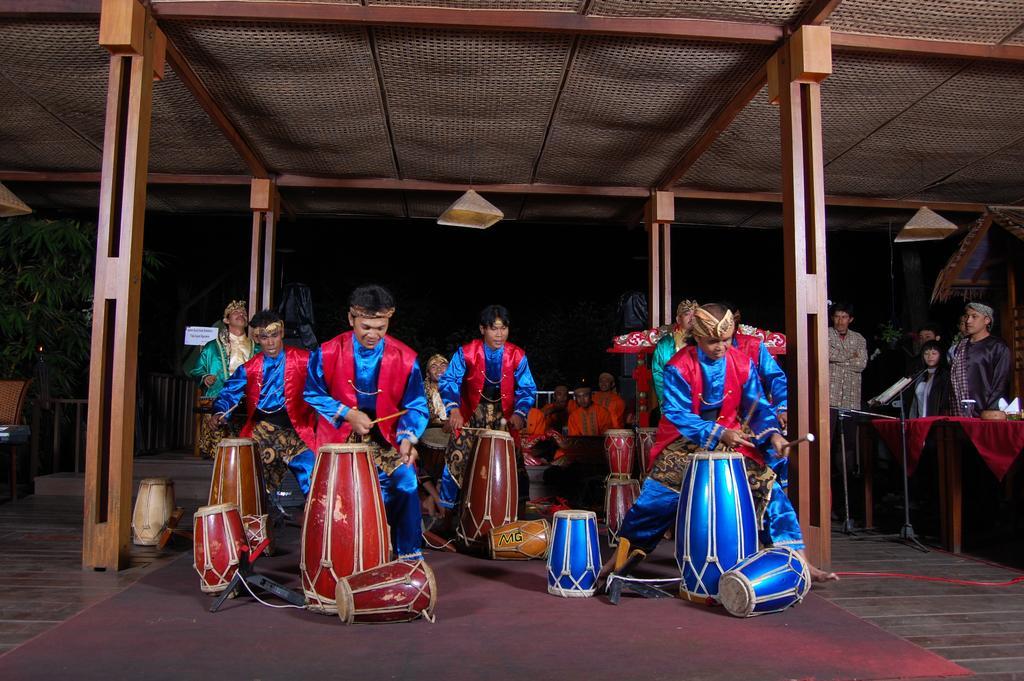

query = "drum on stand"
[
  {"left": 546, "top": 510, "right": 601, "bottom": 597},
  {"left": 488, "top": 519, "right": 550, "bottom": 560},
  {"left": 457, "top": 429, "right": 518, "bottom": 549},
  {"left": 193, "top": 503, "right": 248, "bottom": 594},
  {"left": 301, "top": 443, "right": 391, "bottom": 615},
  {"left": 635, "top": 428, "right": 657, "bottom": 481},
  {"left": 675, "top": 450, "right": 757, "bottom": 604},
  {"left": 417, "top": 427, "right": 449, "bottom": 482},
  {"left": 335, "top": 559, "right": 437, "bottom": 624},
  {"left": 603, "top": 429, "right": 635, "bottom": 477},
  {"left": 132, "top": 477, "right": 175, "bottom": 546},
  {"left": 604, "top": 477, "right": 640, "bottom": 548},
  {"left": 210, "top": 438, "right": 269, "bottom": 549},
  {"left": 719, "top": 547, "right": 811, "bottom": 618}
]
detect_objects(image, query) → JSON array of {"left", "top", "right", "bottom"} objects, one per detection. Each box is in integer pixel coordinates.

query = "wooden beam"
[
  {"left": 832, "top": 32, "right": 1024, "bottom": 63},
  {"left": 163, "top": 40, "right": 270, "bottom": 178},
  {"left": 83, "top": 2, "right": 155, "bottom": 572},
  {"left": 795, "top": 0, "right": 845, "bottom": 27},
  {"left": 655, "top": 65, "right": 767, "bottom": 190},
  {"left": 275, "top": 175, "right": 652, "bottom": 197},
  {"left": 0, "top": 169, "right": 993, "bottom": 213},
  {"left": 151, "top": 2, "right": 783, "bottom": 43},
  {"left": 775, "top": 31, "right": 832, "bottom": 571}
]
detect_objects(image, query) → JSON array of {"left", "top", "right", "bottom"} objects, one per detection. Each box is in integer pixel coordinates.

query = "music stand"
[{"left": 855, "top": 369, "right": 929, "bottom": 552}]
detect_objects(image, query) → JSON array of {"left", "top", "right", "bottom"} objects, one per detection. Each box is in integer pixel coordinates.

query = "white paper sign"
[{"left": 184, "top": 326, "right": 219, "bottom": 346}]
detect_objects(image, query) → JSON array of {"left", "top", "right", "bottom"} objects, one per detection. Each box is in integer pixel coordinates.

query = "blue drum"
[
  {"left": 546, "top": 510, "right": 601, "bottom": 598},
  {"left": 675, "top": 450, "right": 758, "bottom": 603},
  {"left": 718, "top": 547, "right": 811, "bottom": 617}
]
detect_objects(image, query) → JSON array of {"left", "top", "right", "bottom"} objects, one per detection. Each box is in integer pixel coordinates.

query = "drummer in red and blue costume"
[
  {"left": 212, "top": 309, "right": 317, "bottom": 495},
  {"left": 436, "top": 305, "right": 537, "bottom": 511},
  {"left": 303, "top": 285, "right": 429, "bottom": 561},
  {"left": 606, "top": 303, "right": 836, "bottom": 583}
]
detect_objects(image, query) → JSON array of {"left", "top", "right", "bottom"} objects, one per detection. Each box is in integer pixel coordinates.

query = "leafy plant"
[{"left": 0, "top": 216, "right": 98, "bottom": 396}]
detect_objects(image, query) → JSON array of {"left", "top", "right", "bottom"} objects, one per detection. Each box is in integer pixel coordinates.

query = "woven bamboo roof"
[{"left": 1, "top": 0, "right": 1022, "bottom": 228}]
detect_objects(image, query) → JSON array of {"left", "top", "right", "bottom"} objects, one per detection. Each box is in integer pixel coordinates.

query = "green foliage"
[{"left": 0, "top": 216, "right": 97, "bottom": 396}]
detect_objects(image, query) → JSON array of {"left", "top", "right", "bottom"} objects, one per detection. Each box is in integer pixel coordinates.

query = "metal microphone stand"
[
  {"left": 835, "top": 407, "right": 896, "bottom": 535},
  {"left": 853, "top": 369, "right": 929, "bottom": 552}
]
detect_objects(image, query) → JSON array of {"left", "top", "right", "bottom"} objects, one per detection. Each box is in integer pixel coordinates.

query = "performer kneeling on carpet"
[
  {"left": 212, "top": 309, "right": 316, "bottom": 495},
  {"left": 304, "top": 284, "right": 429, "bottom": 561},
  {"left": 604, "top": 303, "right": 837, "bottom": 584},
  {"left": 436, "top": 304, "right": 537, "bottom": 513}
]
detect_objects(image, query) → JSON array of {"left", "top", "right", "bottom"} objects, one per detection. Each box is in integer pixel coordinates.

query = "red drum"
[
  {"left": 301, "top": 443, "right": 391, "bottom": 614},
  {"left": 603, "top": 429, "right": 635, "bottom": 477},
  {"left": 605, "top": 477, "right": 641, "bottom": 548},
  {"left": 193, "top": 503, "right": 249, "bottom": 594},
  {"left": 458, "top": 429, "right": 518, "bottom": 548},
  {"left": 635, "top": 427, "right": 657, "bottom": 481},
  {"left": 209, "top": 438, "right": 269, "bottom": 549},
  {"left": 335, "top": 559, "right": 437, "bottom": 625}
]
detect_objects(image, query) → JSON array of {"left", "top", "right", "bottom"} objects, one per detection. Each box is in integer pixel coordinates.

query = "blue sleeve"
[
  {"left": 513, "top": 355, "right": 537, "bottom": 418},
  {"left": 212, "top": 365, "right": 247, "bottom": 415},
  {"left": 303, "top": 348, "right": 350, "bottom": 427},
  {"left": 739, "top": 360, "right": 783, "bottom": 460},
  {"left": 396, "top": 359, "right": 430, "bottom": 444},
  {"left": 661, "top": 363, "right": 724, "bottom": 450},
  {"left": 759, "top": 344, "right": 788, "bottom": 412},
  {"left": 439, "top": 347, "right": 466, "bottom": 415}
]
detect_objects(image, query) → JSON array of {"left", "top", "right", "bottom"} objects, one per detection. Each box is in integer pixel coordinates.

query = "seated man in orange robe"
[
  {"left": 592, "top": 372, "right": 627, "bottom": 428},
  {"left": 542, "top": 384, "right": 572, "bottom": 432},
  {"left": 567, "top": 384, "right": 613, "bottom": 436}
]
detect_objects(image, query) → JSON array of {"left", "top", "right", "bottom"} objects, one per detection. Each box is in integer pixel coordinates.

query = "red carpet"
[{"left": 0, "top": 528, "right": 971, "bottom": 681}]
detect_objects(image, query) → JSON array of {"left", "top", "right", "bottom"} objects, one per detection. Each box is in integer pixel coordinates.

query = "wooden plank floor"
[
  {"left": 820, "top": 533, "right": 1024, "bottom": 680},
  {"left": 0, "top": 496, "right": 190, "bottom": 655},
  {"left": 1, "top": 495, "right": 1022, "bottom": 680}
]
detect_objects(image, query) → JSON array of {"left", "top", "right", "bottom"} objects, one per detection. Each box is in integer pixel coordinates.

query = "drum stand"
[
  {"left": 606, "top": 549, "right": 678, "bottom": 605},
  {"left": 209, "top": 539, "right": 305, "bottom": 613}
]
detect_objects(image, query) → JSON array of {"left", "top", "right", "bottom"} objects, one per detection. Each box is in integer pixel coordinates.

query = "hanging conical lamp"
[
  {"left": 437, "top": 189, "right": 503, "bottom": 229},
  {"left": 0, "top": 182, "right": 32, "bottom": 217},
  {"left": 894, "top": 206, "right": 957, "bottom": 242}
]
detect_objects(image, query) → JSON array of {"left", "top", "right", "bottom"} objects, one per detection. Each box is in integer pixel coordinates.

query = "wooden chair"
[{"left": 0, "top": 379, "right": 32, "bottom": 501}]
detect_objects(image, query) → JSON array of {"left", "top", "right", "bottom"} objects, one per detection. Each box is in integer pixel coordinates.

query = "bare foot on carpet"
[{"left": 809, "top": 564, "right": 839, "bottom": 582}]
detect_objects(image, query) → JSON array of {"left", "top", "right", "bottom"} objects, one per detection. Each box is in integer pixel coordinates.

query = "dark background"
[{"left": 140, "top": 213, "right": 969, "bottom": 396}]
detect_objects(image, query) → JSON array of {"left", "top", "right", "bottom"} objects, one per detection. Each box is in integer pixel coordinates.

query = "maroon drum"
[
  {"left": 603, "top": 429, "right": 635, "bottom": 477},
  {"left": 458, "top": 429, "right": 518, "bottom": 548},
  {"left": 209, "top": 438, "right": 269, "bottom": 549},
  {"left": 301, "top": 443, "right": 391, "bottom": 614},
  {"left": 635, "top": 428, "right": 657, "bottom": 481},
  {"left": 335, "top": 559, "right": 437, "bottom": 624},
  {"left": 605, "top": 478, "right": 641, "bottom": 548},
  {"left": 193, "top": 503, "right": 249, "bottom": 594}
]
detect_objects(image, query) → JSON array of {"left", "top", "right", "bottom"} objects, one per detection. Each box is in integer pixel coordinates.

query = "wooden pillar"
[
  {"left": 645, "top": 191, "right": 674, "bottom": 328},
  {"left": 249, "top": 178, "right": 278, "bottom": 318},
  {"left": 83, "top": 0, "right": 161, "bottom": 570},
  {"left": 770, "top": 25, "right": 833, "bottom": 569}
]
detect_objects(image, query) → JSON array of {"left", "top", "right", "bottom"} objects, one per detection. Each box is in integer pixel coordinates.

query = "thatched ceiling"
[{"left": 1, "top": 0, "right": 1022, "bottom": 229}]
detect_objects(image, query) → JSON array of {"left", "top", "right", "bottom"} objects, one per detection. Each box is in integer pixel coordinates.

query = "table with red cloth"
[{"left": 868, "top": 417, "right": 1024, "bottom": 552}]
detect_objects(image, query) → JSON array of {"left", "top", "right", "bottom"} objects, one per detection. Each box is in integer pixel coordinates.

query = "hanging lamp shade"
[
  {"left": 893, "top": 206, "right": 957, "bottom": 242},
  {"left": 437, "top": 189, "right": 503, "bottom": 229},
  {"left": 0, "top": 182, "right": 32, "bottom": 217}
]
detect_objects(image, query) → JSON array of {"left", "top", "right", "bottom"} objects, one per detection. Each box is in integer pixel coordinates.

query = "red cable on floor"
[{"left": 835, "top": 571, "right": 1024, "bottom": 587}]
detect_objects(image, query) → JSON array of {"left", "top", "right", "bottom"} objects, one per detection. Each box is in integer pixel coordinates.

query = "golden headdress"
[
  {"left": 675, "top": 299, "right": 699, "bottom": 317},
  {"left": 223, "top": 300, "right": 247, "bottom": 321},
  {"left": 349, "top": 306, "right": 395, "bottom": 320},
  {"left": 691, "top": 306, "right": 735, "bottom": 340}
]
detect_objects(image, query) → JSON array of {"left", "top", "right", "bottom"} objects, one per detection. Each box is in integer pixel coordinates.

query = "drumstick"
[
  {"left": 368, "top": 409, "right": 408, "bottom": 426},
  {"left": 781, "top": 433, "right": 815, "bottom": 450}
]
